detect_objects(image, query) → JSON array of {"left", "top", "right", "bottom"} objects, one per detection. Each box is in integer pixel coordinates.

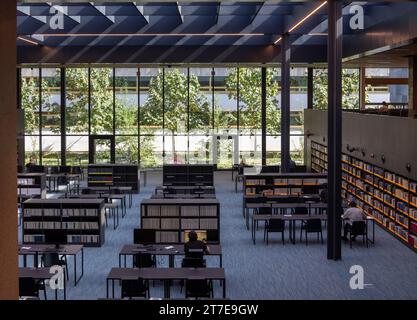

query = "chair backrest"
[
  {"left": 42, "top": 253, "right": 60, "bottom": 267},
  {"left": 185, "top": 279, "right": 210, "bottom": 297},
  {"left": 71, "top": 166, "right": 82, "bottom": 174},
  {"left": 133, "top": 253, "right": 154, "bottom": 268},
  {"left": 305, "top": 218, "right": 322, "bottom": 232},
  {"left": 186, "top": 248, "right": 204, "bottom": 259},
  {"left": 267, "top": 219, "right": 284, "bottom": 230},
  {"left": 81, "top": 188, "right": 93, "bottom": 194},
  {"left": 121, "top": 278, "right": 147, "bottom": 298},
  {"left": 19, "top": 277, "right": 39, "bottom": 297},
  {"left": 181, "top": 257, "right": 206, "bottom": 268},
  {"left": 351, "top": 221, "right": 366, "bottom": 235},
  {"left": 294, "top": 206, "right": 308, "bottom": 215}
]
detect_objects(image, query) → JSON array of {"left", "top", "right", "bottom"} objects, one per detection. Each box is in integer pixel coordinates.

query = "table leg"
[
  {"left": 106, "top": 279, "right": 109, "bottom": 298},
  {"left": 252, "top": 217, "right": 256, "bottom": 245},
  {"left": 223, "top": 279, "right": 226, "bottom": 298},
  {"left": 220, "top": 254, "right": 222, "bottom": 268},
  {"left": 64, "top": 271, "right": 67, "bottom": 300},
  {"left": 246, "top": 209, "right": 249, "bottom": 230},
  {"left": 112, "top": 279, "right": 115, "bottom": 298},
  {"left": 74, "top": 254, "right": 77, "bottom": 286}
]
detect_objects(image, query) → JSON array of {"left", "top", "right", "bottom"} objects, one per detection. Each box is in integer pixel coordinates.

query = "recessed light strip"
[
  {"left": 17, "top": 36, "right": 39, "bottom": 45},
  {"left": 20, "top": 33, "right": 265, "bottom": 38},
  {"left": 274, "top": 1, "right": 327, "bottom": 44}
]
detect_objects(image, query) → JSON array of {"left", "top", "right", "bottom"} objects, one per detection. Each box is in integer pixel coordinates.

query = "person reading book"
[
  {"left": 341, "top": 201, "right": 367, "bottom": 241},
  {"left": 184, "top": 230, "right": 210, "bottom": 256}
]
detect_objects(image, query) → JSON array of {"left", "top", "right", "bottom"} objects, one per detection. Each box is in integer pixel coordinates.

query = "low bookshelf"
[
  {"left": 22, "top": 198, "right": 106, "bottom": 247},
  {"left": 311, "top": 141, "right": 417, "bottom": 252},
  {"left": 18, "top": 173, "right": 47, "bottom": 200},
  {"left": 163, "top": 164, "right": 214, "bottom": 186},
  {"left": 88, "top": 164, "right": 139, "bottom": 192},
  {"left": 140, "top": 198, "right": 220, "bottom": 243},
  {"left": 243, "top": 173, "right": 327, "bottom": 197}
]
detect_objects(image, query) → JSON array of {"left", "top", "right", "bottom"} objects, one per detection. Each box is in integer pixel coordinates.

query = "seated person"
[
  {"left": 25, "top": 157, "right": 35, "bottom": 169},
  {"left": 184, "top": 230, "right": 210, "bottom": 257},
  {"left": 319, "top": 188, "right": 328, "bottom": 203},
  {"left": 341, "top": 201, "right": 367, "bottom": 241},
  {"left": 378, "top": 101, "right": 389, "bottom": 114}
]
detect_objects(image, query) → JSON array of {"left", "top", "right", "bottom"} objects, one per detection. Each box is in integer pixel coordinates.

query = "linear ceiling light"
[
  {"left": 21, "top": 33, "right": 265, "bottom": 37},
  {"left": 274, "top": 1, "right": 327, "bottom": 44},
  {"left": 17, "top": 36, "right": 39, "bottom": 45}
]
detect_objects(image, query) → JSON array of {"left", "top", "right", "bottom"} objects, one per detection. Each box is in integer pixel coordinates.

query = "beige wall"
[{"left": 305, "top": 109, "right": 417, "bottom": 181}]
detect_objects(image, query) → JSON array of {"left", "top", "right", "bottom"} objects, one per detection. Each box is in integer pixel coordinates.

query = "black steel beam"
[
  {"left": 60, "top": 68, "right": 66, "bottom": 165},
  {"left": 327, "top": 0, "right": 343, "bottom": 261},
  {"left": 280, "top": 34, "right": 291, "bottom": 173},
  {"left": 307, "top": 67, "right": 313, "bottom": 109},
  {"left": 261, "top": 67, "right": 267, "bottom": 166}
]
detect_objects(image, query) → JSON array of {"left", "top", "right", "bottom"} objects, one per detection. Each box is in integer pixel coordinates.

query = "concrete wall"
[{"left": 305, "top": 110, "right": 417, "bottom": 181}]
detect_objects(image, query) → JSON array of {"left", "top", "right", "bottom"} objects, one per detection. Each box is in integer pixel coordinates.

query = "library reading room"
[{"left": 2, "top": 0, "right": 417, "bottom": 307}]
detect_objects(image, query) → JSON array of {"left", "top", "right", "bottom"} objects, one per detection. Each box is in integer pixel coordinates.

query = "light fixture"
[
  {"left": 274, "top": 1, "right": 327, "bottom": 45},
  {"left": 308, "top": 32, "right": 328, "bottom": 36},
  {"left": 21, "top": 32, "right": 265, "bottom": 38},
  {"left": 17, "top": 36, "right": 39, "bottom": 46}
]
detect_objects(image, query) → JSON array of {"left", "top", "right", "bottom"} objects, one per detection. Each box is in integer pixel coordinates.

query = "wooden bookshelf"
[
  {"left": 243, "top": 173, "right": 327, "bottom": 197},
  {"left": 140, "top": 198, "right": 220, "bottom": 244},
  {"left": 163, "top": 165, "right": 214, "bottom": 186},
  {"left": 22, "top": 198, "right": 106, "bottom": 247},
  {"left": 18, "top": 173, "right": 47, "bottom": 200},
  {"left": 88, "top": 164, "right": 139, "bottom": 192},
  {"left": 311, "top": 141, "right": 417, "bottom": 251}
]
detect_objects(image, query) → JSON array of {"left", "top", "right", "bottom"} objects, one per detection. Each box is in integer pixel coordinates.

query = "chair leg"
[
  {"left": 282, "top": 231, "right": 285, "bottom": 245},
  {"left": 305, "top": 231, "right": 308, "bottom": 246},
  {"left": 266, "top": 231, "right": 269, "bottom": 245},
  {"left": 321, "top": 231, "right": 323, "bottom": 244}
]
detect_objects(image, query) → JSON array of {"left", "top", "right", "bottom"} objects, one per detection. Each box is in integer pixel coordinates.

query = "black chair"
[
  {"left": 133, "top": 252, "right": 156, "bottom": 268},
  {"left": 121, "top": 278, "right": 150, "bottom": 299},
  {"left": 41, "top": 253, "right": 69, "bottom": 281},
  {"left": 346, "top": 221, "right": 368, "bottom": 248},
  {"left": 293, "top": 206, "right": 309, "bottom": 215},
  {"left": 300, "top": 218, "right": 323, "bottom": 245},
  {"left": 49, "top": 166, "right": 60, "bottom": 174},
  {"left": 264, "top": 219, "right": 285, "bottom": 245},
  {"left": 181, "top": 257, "right": 206, "bottom": 268},
  {"left": 19, "top": 277, "right": 47, "bottom": 300},
  {"left": 185, "top": 279, "right": 213, "bottom": 299}
]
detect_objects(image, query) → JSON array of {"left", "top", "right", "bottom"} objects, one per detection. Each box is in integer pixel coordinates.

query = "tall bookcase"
[
  {"left": 163, "top": 165, "right": 214, "bottom": 186},
  {"left": 22, "top": 199, "right": 106, "bottom": 247},
  {"left": 311, "top": 141, "right": 417, "bottom": 252},
  {"left": 140, "top": 198, "right": 220, "bottom": 243},
  {"left": 18, "top": 173, "right": 47, "bottom": 199},
  {"left": 243, "top": 173, "right": 327, "bottom": 196},
  {"left": 88, "top": 164, "right": 139, "bottom": 192}
]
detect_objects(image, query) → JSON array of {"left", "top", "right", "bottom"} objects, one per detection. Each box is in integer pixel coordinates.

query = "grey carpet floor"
[{"left": 19, "top": 172, "right": 417, "bottom": 300}]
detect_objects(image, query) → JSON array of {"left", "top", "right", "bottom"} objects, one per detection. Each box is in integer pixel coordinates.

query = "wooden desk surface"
[
  {"left": 18, "top": 244, "right": 83, "bottom": 255},
  {"left": 19, "top": 267, "right": 53, "bottom": 279},
  {"left": 119, "top": 244, "right": 222, "bottom": 256},
  {"left": 107, "top": 267, "right": 225, "bottom": 281},
  {"left": 253, "top": 214, "right": 328, "bottom": 221}
]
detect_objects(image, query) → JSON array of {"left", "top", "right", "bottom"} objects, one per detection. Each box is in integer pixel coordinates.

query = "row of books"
[
  {"left": 142, "top": 218, "right": 218, "bottom": 230},
  {"left": 311, "top": 142, "right": 327, "bottom": 153},
  {"left": 18, "top": 188, "right": 41, "bottom": 196},
  {"left": 24, "top": 208, "right": 100, "bottom": 217},
  {"left": 155, "top": 231, "right": 178, "bottom": 243},
  {"left": 18, "top": 178, "right": 37, "bottom": 185},
  {"left": 143, "top": 205, "right": 218, "bottom": 217},
  {"left": 88, "top": 167, "right": 113, "bottom": 174},
  {"left": 88, "top": 177, "right": 113, "bottom": 182},
  {"left": 24, "top": 221, "right": 99, "bottom": 230}
]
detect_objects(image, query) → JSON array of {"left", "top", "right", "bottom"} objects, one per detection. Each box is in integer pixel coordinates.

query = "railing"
[{"left": 343, "top": 102, "right": 409, "bottom": 117}]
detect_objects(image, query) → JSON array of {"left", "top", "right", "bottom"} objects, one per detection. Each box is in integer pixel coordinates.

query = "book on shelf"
[
  {"left": 156, "top": 231, "right": 178, "bottom": 243},
  {"left": 161, "top": 205, "right": 179, "bottom": 216},
  {"left": 181, "top": 206, "right": 199, "bottom": 216},
  {"left": 142, "top": 218, "right": 160, "bottom": 229},
  {"left": 200, "top": 206, "right": 217, "bottom": 217},
  {"left": 146, "top": 205, "right": 161, "bottom": 216},
  {"left": 181, "top": 219, "right": 199, "bottom": 230},
  {"left": 160, "top": 218, "right": 180, "bottom": 230},
  {"left": 199, "top": 219, "right": 218, "bottom": 229}
]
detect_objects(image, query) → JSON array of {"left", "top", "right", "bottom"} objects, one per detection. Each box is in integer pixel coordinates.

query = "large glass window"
[
  {"left": 214, "top": 68, "right": 238, "bottom": 135},
  {"left": 66, "top": 68, "right": 89, "bottom": 134},
  {"left": 115, "top": 68, "right": 138, "bottom": 135},
  {"left": 91, "top": 68, "right": 113, "bottom": 134},
  {"left": 21, "top": 66, "right": 312, "bottom": 168}
]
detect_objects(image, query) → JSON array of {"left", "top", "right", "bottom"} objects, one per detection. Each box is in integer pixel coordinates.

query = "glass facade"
[{"left": 20, "top": 66, "right": 310, "bottom": 168}]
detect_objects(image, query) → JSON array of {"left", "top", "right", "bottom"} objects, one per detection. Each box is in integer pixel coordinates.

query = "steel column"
[{"left": 280, "top": 34, "right": 291, "bottom": 173}]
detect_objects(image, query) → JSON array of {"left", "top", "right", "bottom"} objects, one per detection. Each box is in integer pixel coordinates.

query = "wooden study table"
[
  {"left": 118, "top": 244, "right": 223, "bottom": 268},
  {"left": 80, "top": 186, "right": 133, "bottom": 208},
  {"left": 106, "top": 267, "right": 226, "bottom": 299},
  {"left": 251, "top": 213, "right": 375, "bottom": 245},
  {"left": 19, "top": 267, "right": 67, "bottom": 300},
  {"left": 18, "top": 244, "right": 84, "bottom": 286}
]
